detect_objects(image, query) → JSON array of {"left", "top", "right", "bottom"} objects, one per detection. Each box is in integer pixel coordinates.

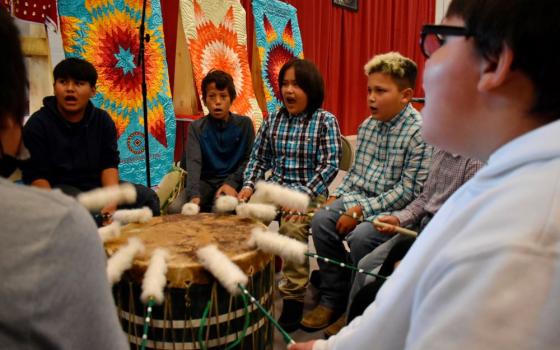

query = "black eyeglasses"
[{"left": 420, "top": 25, "right": 471, "bottom": 58}]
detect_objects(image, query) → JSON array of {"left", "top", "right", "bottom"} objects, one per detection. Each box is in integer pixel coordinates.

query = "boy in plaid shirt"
[
  {"left": 239, "top": 58, "right": 341, "bottom": 332},
  {"left": 301, "top": 52, "right": 432, "bottom": 331}
]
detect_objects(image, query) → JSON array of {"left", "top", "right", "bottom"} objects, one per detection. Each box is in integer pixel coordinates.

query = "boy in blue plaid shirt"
[
  {"left": 238, "top": 59, "right": 341, "bottom": 332},
  {"left": 301, "top": 52, "right": 432, "bottom": 331}
]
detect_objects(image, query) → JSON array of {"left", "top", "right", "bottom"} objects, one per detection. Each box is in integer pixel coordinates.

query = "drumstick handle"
[
  {"left": 237, "top": 284, "right": 295, "bottom": 345},
  {"left": 305, "top": 253, "right": 387, "bottom": 280},
  {"left": 373, "top": 219, "right": 418, "bottom": 238},
  {"left": 141, "top": 297, "right": 156, "bottom": 350}
]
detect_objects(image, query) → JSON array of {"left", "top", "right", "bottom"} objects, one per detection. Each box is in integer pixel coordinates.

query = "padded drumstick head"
[
  {"left": 254, "top": 181, "right": 310, "bottom": 212},
  {"left": 196, "top": 245, "right": 248, "bottom": 296},
  {"left": 141, "top": 248, "right": 169, "bottom": 304},
  {"left": 107, "top": 237, "right": 145, "bottom": 285},
  {"left": 181, "top": 202, "right": 200, "bottom": 216},
  {"left": 248, "top": 228, "right": 307, "bottom": 264},
  {"left": 77, "top": 183, "right": 137, "bottom": 211},
  {"left": 235, "top": 203, "right": 277, "bottom": 222},
  {"left": 214, "top": 195, "right": 239, "bottom": 213},
  {"left": 98, "top": 221, "right": 121, "bottom": 242},
  {"left": 113, "top": 207, "right": 153, "bottom": 224}
]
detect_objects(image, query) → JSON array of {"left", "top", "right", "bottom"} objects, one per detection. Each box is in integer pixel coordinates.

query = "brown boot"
[
  {"left": 300, "top": 305, "right": 337, "bottom": 332},
  {"left": 324, "top": 313, "right": 346, "bottom": 338}
]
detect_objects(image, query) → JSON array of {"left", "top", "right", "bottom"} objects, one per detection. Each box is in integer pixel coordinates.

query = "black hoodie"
[{"left": 22, "top": 96, "right": 120, "bottom": 191}]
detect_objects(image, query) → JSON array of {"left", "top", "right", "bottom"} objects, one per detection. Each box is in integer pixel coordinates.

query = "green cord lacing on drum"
[
  {"left": 197, "top": 299, "right": 212, "bottom": 350},
  {"left": 225, "top": 292, "right": 250, "bottom": 350},
  {"left": 197, "top": 292, "right": 251, "bottom": 350},
  {"left": 237, "top": 284, "right": 295, "bottom": 346},
  {"left": 304, "top": 252, "right": 388, "bottom": 280},
  {"left": 140, "top": 297, "right": 156, "bottom": 350}
]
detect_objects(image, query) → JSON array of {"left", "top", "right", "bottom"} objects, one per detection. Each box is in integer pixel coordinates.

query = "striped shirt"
[
  {"left": 243, "top": 108, "right": 341, "bottom": 197},
  {"left": 394, "top": 148, "right": 484, "bottom": 229},
  {"left": 332, "top": 104, "right": 432, "bottom": 221}
]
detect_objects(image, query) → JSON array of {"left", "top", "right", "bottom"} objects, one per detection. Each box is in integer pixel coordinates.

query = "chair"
[{"left": 339, "top": 135, "right": 354, "bottom": 171}]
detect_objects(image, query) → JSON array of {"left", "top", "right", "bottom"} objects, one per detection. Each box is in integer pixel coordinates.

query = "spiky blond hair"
[{"left": 363, "top": 52, "right": 417, "bottom": 89}]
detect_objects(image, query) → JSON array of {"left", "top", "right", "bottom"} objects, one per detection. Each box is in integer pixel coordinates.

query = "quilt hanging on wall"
[
  {"left": 253, "top": 0, "right": 304, "bottom": 115},
  {"left": 58, "top": 0, "right": 176, "bottom": 186},
  {"left": 179, "top": 0, "right": 263, "bottom": 130}
]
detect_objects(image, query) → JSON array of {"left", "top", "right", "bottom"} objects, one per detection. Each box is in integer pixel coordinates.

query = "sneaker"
[
  {"left": 324, "top": 313, "right": 346, "bottom": 338},
  {"left": 300, "top": 304, "right": 339, "bottom": 332},
  {"left": 278, "top": 299, "right": 304, "bottom": 333}
]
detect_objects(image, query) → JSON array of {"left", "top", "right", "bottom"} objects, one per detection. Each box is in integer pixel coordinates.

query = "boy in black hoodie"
[{"left": 23, "top": 58, "right": 159, "bottom": 221}]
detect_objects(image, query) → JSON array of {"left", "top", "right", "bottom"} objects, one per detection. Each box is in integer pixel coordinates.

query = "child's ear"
[
  {"left": 478, "top": 44, "right": 514, "bottom": 92},
  {"left": 400, "top": 87, "right": 414, "bottom": 103},
  {"left": 90, "top": 85, "right": 96, "bottom": 97}
]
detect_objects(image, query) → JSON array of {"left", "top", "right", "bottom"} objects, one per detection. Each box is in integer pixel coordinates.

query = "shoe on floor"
[
  {"left": 278, "top": 299, "right": 304, "bottom": 333},
  {"left": 324, "top": 313, "right": 346, "bottom": 338},
  {"left": 300, "top": 304, "right": 338, "bottom": 332}
]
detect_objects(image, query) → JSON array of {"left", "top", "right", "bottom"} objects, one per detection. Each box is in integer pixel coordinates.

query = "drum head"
[{"left": 104, "top": 213, "right": 271, "bottom": 287}]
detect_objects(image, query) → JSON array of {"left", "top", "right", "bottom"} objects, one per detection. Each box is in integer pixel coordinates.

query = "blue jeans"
[{"left": 311, "top": 198, "right": 391, "bottom": 309}]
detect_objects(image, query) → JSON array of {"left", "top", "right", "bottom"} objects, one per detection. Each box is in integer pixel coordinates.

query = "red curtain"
[{"left": 163, "top": 0, "right": 435, "bottom": 135}]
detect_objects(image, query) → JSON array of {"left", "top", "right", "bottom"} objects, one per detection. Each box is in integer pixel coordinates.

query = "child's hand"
[
  {"left": 324, "top": 196, "right": 338, "bottom": 206},
  {"left": 100, "top": 202, "right": 117, "bottom": 225},
  {"left": 215, "top": 184, "right": 238, "bottom": 198},
  {"left": 374, "top": 215, "right": 400, "bottom": 234},
  {"left": 336, "top": 215, "right": 358, "bottom": 236},
  {"left": 237, "top": 187, "right": 253, "bottom": 202}
]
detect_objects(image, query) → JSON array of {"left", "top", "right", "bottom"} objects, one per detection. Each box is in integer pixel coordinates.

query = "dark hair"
[
  {"left": 53, "top": 57, "right": 98, "bottom": 87},
  {"left": 278, "top": 59, "right": 325, "bottom": 115},
  {"left": 447, "top": 0, "right": 560, "bottom": 118},
  {"left": 0, "top": 7, "right": 27, "bottom": 125},
  {"left": 201, "top": 70, "right": 236, "bottom": 101}
]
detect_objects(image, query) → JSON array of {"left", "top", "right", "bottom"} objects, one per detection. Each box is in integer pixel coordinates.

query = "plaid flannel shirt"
[
  {"left": 394, "top": 148, "right": 484, "bottom": 228},
  {"left": 332, "top": 104, "right": 432, "bottom": 221},
  {"left": 243, "top": 108, "right": 341, "bottom": 197}
]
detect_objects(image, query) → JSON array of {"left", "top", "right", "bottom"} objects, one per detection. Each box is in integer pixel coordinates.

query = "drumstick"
[
  {"left": 249, "top": 228, "right": 387, "bottom": 280},
  {"left": 97, "top": 221, "right": 121, "bottom": 242},
  {"left": 249, "top": 228, "right": 307, "bottom": 264},
  {"left": 77, "top": 183, "right": 136, "bottom": 211},
  {"left": 113, "top": 207, "right": 153, "bottom": 224},
  {"left": 235, "top": 203, "right": 277, "bottom": 222},
  {"left": 214, "top": 195, "right": 239, "bottom": 213},
  {"left": 254, "top": 181, "right": 310, "bottom": 212},
  {"left": 197, "top": 245, "right": 248, "bottom": 296},
  {"left": 196, "top": 245, "right": 295, "bottom": 346},
  {"left": 107, "top": 237, "right": 145, "bottom": 285},
  {"left": 181, "top": 202, "right": 200, "bottom": 216},
  {"left": 282, "top": 205, "right": 364, "bottom": 222},
  {"left": 141, "top": 248, "right": 169, "bottom": 304},
  {"left": 373, "top": 219, "right": 418, "bottom": 238},
  {"left": 140, "top": 249, "right": 169, "bottom": 350}
]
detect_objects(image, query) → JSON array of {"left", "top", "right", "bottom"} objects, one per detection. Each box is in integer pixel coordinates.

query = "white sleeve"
[{"left": 406, "top": 248, "right": 560, "bottom": 350}]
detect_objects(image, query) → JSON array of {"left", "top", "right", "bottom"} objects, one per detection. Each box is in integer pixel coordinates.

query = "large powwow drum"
[{"left": 104, "top": 213, "right": 274, "bottom": 349}]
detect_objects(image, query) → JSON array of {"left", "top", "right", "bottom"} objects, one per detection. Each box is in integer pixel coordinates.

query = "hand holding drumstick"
[{"left": 373, "top": 215, "right": 418, "bottom": 238}]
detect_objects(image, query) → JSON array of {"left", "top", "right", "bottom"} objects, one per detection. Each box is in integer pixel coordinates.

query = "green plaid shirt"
[{"left": 332, "top": 104, "right": 432, "bottom": 221}]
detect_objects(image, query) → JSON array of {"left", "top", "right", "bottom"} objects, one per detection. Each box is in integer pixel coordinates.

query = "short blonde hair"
[{"left": 363, "top": 52, "right": 417, "bottom": 89}]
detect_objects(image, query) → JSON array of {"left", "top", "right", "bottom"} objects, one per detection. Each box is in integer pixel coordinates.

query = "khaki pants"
[{"left": 278, "top": 196, "right": 325, "bottom": 301}]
